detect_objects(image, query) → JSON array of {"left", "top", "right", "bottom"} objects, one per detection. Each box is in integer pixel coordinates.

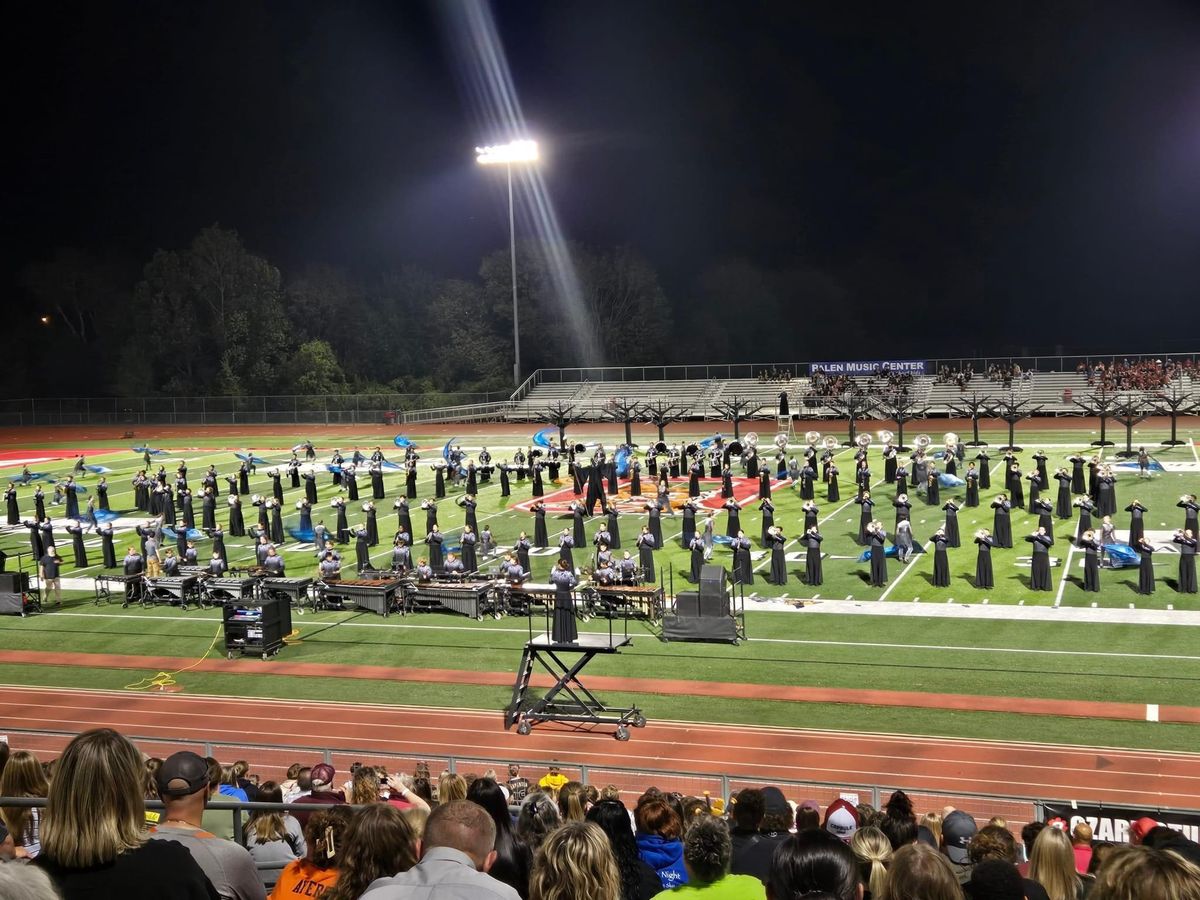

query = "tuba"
[
  {"left": 653, "top": 441, "right": 668, "bottom": 455},
  {"left": 822, "top": 435, "right": 839, "bottom": 450},
  {"left": 944, "top": 432, "right": 959, "bottom": 449},
  {"left": 805, "top": 430, "right": 822, "bottom": 446},
  {"left": 774, "top": 433, "right": 790, "bottom": 450},
  {"left": 726, "top": 440, "right": 743, "bottom": 457},
  {"left": 914, "top": 435, "right": 931, "bottom": 451},
  {"left": 878, "top": 429, "right": 894, "bottom": 446},
  {"left": 684, "top": 443, "right": 699, "bottom": 457},
  {"left": 745, "top": 432, "right": 760, "bottom": 449},
  {"left": 856, "top": 433, "right": 873, "bottom": 449}
]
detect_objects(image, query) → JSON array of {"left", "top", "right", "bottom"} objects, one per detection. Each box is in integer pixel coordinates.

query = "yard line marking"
[
  {"left": 878, "top": 540, "right": 932, "bottom": 602},
  {"left": 1053, "top": 537, "right": 1079, "bottom": 608},
  {"left": 1191, "top": 438, "right": 1199, "bottom": 465}
]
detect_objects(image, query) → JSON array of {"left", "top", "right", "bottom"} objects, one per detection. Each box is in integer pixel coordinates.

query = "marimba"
[
  {"left": 94, "top": 573, "right": 142, "bottom": 606},
  {"left": 202, "top": 577, "right": 257, "bottom": 605},
  {"left": 144, "top": 575, "right": 201, "bottom": 610},
  {"left": 320, "top": 576, "right": 405, "bottom": 617},
  {"left": 405, "top": 579, "right": 498, "bottom": 620},
  {"left": 583, "top": 582, "right": 665, "bottom": 621},
  {"left": 501, "top": 582, "right": 574, "bottom": 618}
]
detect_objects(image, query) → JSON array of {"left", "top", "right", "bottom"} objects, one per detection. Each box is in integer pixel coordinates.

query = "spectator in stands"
[
  {"left": 940, "top": 810, "right": 977, "bottom": 883},
  {"left": 1, "top": 749, "right": 49, "bottom": 858},
  {"left": 323, "top": 805, "right": 417, "bottom": 900},
  {"left": 1141, "top": 825, "right": 1200, "bottom": 868},
  {"left": 882, "top": 843, "right": 964, "bottom": 900},
  {"left": 360, "top": 799, "right": 520, "bottom": 899},
  {"left": 729, "top": 788, "right": 766, "bottom": 868},
  {"left": 1019, "top": 821, "right": 1046, "bottom": 872},
  {"left": 217, "top": 764, "right": 249, "bottom": 803},
  {"left": 349, "top": 767, "right": 384, "bottom": 805},
  {"left": 150, "top": 750, "right": 265, "bottom": 900},
  {"left": 766, "top": 829, "right": 860, "bottom": 900},
  {"left": 965, "top": 825, "right": 1048, "bottom": 900},
  {"left": 920, "top": 813, "right": 943, "bottom": 849},
  {"left": 507, "top": 765, "right": 530, "bottom": 804},
  {"left": 269, "top": 807, "right": 351, "bottom": 900},
  {"left": 732, "top": 786, "right": 793, "bottom": 881},
  {"left": 282, "top": 767, "right": 310, "bottom": 804},
  {"left": 0, "top": 740, "right": 11, "bottom": 859},
  {"left": 588, "top": 798, "right": 665, "bottom": 900},
  {"left": 33, "top": 729, "right": 217, "bottom": 900},
  {"left": 243, "top": 781, "right": 305, "bottom": 870},
  {"left": 0, "top": 861, "right": 65, "bottom": 900},
  {"left": 1069, "top": 821, "right": 1093, "bottom": 874},
  {"left": 681, "top": 796, "right": 711, "bottom": 829},
  {"left": 1128, "top": 817, "right": 1159, "bottom": 847},
  {"left": 1026, "top": 826, "right": 1082, "bottom": 900},
  {"left": 517, "top": 792, "right": 562, "bottom": 855},
  {"left": 529, "top": 820, "right": 620, "bottom": 900},
  {"left": 1089, "top": 844, "right": 1200, "bottom": 900},
  {"left": 291, "top": 763, "right": 345, "bottom": 830},
  {"left": 384, "top": 772, "right": 431, "bottom": 813},
  {"left": 825, "top": 798, "right": 861, "bottom": 845},
  {"left": 878, "top": 792, "right": 918, "bottom": 851},
  {"left": 538, "top": 765, "right": 568, "bottom": 794},
  {"left": 1086, "top": 843, "right": 1115, "bottom": 877},
  {"left": 468, "top": 776, "right": 532, "bottom": 898},
  {"left": 851, "top": 826, "right": 893, "bottom": 900},
  {"left": 964, "top": 859, "right": 1025, "bottom": 900},
  {"left": 278, "top": 764, "right": 302, "bottom": 801},
  {"left": 655, "top": 816, "right": 766, "bottom": 898},
  {"left": 636, "top": 795, "right": 688, "bottom": 889},
  {"left": 437, "top": 772, "right": 467, "bottom": 805},
  {"left": 558, "top": 781, "right": 590, "bottom": 821}
]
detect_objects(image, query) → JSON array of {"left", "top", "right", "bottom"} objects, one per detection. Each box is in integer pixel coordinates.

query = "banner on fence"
[
  {"left": 809, "top": 360, "right": 927, "bottom": 376},
  {"left": 1041, "top": 801, "right": 1200, "bottom": 844}
]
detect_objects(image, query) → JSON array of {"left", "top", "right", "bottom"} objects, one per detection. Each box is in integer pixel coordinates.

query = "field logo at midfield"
[{"left": 509, "top": 477, "right": 787, "bottom": 515}]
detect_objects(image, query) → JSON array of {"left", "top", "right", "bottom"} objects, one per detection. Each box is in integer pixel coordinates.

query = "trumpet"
[
  {"left": 266, "top": 467, "right": 280, "bottom": 477},
  {"left": 329, "top": 498, "right": 344, "bottom": 507},
  {"left": 227, "top": 496, "right": 239, "bottom": 507},
  {"left": 362, "top": 502, "right": 375, "bottom": 512},
  {"left": 295, "top": 500, "right": 307, "bottom": 510},
  {"left": 1182, "top": 494, "right": 1195, "bottom": 504},
  {"left": 975, "top": 528, "right": 990, "bottom": 539},
  {"left": 393, "top": 499, "right": 407, "bottom": 509},
  {"left": 251, "top": 494, "right": 264, "bottom": 504}
]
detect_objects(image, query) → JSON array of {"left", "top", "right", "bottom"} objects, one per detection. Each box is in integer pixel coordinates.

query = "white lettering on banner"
[
  {"left": 811, "top": 360, "right": 927, "bottom": 376},
  {"left": 1069, "top": 815, "right": 1198, "bottom": 844}
]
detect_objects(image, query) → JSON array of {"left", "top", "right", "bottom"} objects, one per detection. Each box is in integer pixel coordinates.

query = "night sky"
[{"left": 9, "top": 0, "right": 1200, "bottom": 357}]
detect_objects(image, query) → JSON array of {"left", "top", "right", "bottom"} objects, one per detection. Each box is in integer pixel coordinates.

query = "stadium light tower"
[{"left": 476, "top": 139, "right": 539, "bottom": 387}]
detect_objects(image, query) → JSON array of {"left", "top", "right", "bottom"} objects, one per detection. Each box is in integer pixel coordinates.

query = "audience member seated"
[
  {"left": 883, "top": 843, "right": 964, "bottom": 900},
  {"left": 289, "top": 763, "right": 346, "bottom": 830},
  {"left": 0, "top": 861, "right": 65, "bottom": 900},
  {"left": 529, "top": 819, "right": 621, "bottom": 900},
  {"left": 850, "top": 826, "right": 893, "bottom": 899},
  {"left": 636, "top": 795, "right": 688, "bottom": 890},
  {"left": 149, "top": 751, "right": 266, "bottom": 900},
  {"left": 1026, "top": 826, "right": 1083, "bottom": 900},
  {"left": 1087, "top": 844, "right": 1200, "bottom": 900},
  {"left": 654, "top": 815, "right": 766, "bottom": 898},
  {"left": 765, "top": 829, "right": 860, "bottom": 900},
  {"left": 728, "top": 786, "right": 792, "bottom": 881},
  {"left": 588, "top": 798, "right": 664, "bottom": 900},
  {"left": 268, "top": 807, "right": 351, "bottom": 900},
  {"left": 359, "top": 799, "right": 520, "bottom": 899},
  {"left": 0, "top": 749, "right": 49, "bottom": 859},
  {"left": 322, "top": 804, "right": 417, "bottom": 900},
  {"left": 33, "top": 729, "right": 219, "bottom": 900},
  {"left": 517, "top": 792, "right": 562, "bottom": 856},
  {"left": 468, "top": 776, "right": 532, "bottom": 898},
  {"left": 243, "top": 781, "right": 305, "bottom": 876}
]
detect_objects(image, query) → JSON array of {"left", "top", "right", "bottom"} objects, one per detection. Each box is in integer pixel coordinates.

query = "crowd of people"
[
  {"left": 756, "top": 368, "right": 796, "bottom": 384},
  {"left": 1077, "top": 358, "right": 1195, "bottom": 392},
  {"left": 2, "top": 732, "right": 1199, "bottom": 900},
  {"left": 808, "top": 368, "right": 916, "bottom": 402}
]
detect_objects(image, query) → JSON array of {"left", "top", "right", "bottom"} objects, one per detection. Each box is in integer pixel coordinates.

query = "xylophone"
[
  {"left": 259, "top": 578, "right": 311, "bottom": 632},
  {"left": 203, "top": 577, "right": 257, "bottom": 605},
  {"left": 583, "top": 582, "right": 665, "bottom": 621},
  {"left": 320, "top": 576, "right": 405, "bottom": 617},
  {"left": 94, "top": 573, "right": 142, "bottom": 606},
  {"left": 501, "top": 581, "right": 576, "bottom": 618},
  {"left": 144, "top": 575, "right": 201, "bottom": 610},
  {"left": 406, "top": 579, "right": 498, "bottom": 620}
]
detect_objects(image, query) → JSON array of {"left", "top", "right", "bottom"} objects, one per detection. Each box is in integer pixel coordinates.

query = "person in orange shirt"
[{"left": 270, "top": 807, "right": 351, "bottom": 899}]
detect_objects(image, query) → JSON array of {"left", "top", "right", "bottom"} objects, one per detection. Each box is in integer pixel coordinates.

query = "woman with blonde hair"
[
  {"left": 322, "top": 804, "right": 417, "bottom": 900},
  {"left": 919, "top": 812, "right": 942, "bottom": 847},
  {"left": 244, "top": 781, "right": 305, "bottom": 868},
  {"left": 350, "top": 767, "right": 383, "bottom": 805},
  {"left": 529, "top": 820, "right": 621, "bottom": 900},
  {"left": 1, "top": 749, "right": 50, "bottom": 858},
  {"left": 438, "top": 771, "right": 467, "bottom": 804},
  {"left": 851, "top": 825, "right": 893, "bottom": 900},
  {"left": 1089, "top": 844, "right": 1200, "bottom": 900},
  {"left": 558, "top": 780, "right": 589, "bottom": 821},
  {"left": 880, "top": 843, "right": 963, "bottom": 900},
  {"left": 1028, "top": 825, "right": 1084, "bottom": 900},
  {"left": 32, "top": 728, "right": 216, "bottom": 899}
]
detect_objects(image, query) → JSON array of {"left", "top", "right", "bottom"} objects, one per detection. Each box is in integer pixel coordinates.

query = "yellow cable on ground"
[{"left": 123, "top": 624, "right": 224, "bottom": 692}]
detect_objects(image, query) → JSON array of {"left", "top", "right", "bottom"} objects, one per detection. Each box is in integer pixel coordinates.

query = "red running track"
[{"left": 3, "top": 686, "right": 1200, "bottom": 809}]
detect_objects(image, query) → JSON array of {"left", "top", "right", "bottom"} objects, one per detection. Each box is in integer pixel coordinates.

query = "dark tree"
[
  {"left": 1153, "top": 383, "right": 1200, "bottom": 447},
  {"left": 873, "top": 395, "right": 929, "bottom": 452},
  {"left": 986, "top": 393, "right": 1044, "bottom": 452},
  {"left": 711, "top": 397, "right": 766, "bottom": 441},
  {"left": 642, "top": 400, "right": 689, "bottom": 443},
  {"left": 1072, "top": 387, "right": 1121, "bottom": 448},
  {"left": 603, "top": 399, "right": 650, "bottom": 448},
  {"left": 945, "top": 392, "right": 995, "bottom": 447},
  {"left": 543, "top": 402, "right": 583, "bottom": 451},
  {"left": 824, "top": 391, "right": 877, "bottom": 447},
  {"left": 1111, "top": 396, "right": 1152, "bottom": 459}
]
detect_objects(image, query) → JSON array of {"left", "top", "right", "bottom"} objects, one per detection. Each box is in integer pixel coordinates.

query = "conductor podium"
[{"left": 662, "top": 565, "right": 744, "bottom": 644}]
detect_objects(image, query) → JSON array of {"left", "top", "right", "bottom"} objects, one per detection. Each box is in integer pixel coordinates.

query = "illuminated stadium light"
[{"left": 475, "top": 139, "right": 539, "bottom": 165}]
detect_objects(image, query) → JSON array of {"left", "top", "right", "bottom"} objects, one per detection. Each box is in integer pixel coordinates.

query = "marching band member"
[
  {"left": 1125, "top": 499, "right": 1147, "bottom": 545},
  {"left": 973, "top": 529, "right": 994, "bottom": 589},
  {"left": 1135, "top": 537, "right": 1155, "bottom": 595},
  {"left": 931, "top": 527, "right": 950, "bottom": 587},
  {"left": 1025, "top": 527, "right": 1053, "bottom": 591},
  {"left": 1174, "top": 529, "right": 1198, "bottom": 594},
  {"left": 731, "top": 530, "right": 753, "bottom": 586},
  {"left": 1078, "top": 529, "right": 1101, "bottom": 592},
  {"left": 803, "top": 526, "right": 823, "bottom": 586},
  {"left": 766, "top": 524, "right": 787, "bottom": 585}
]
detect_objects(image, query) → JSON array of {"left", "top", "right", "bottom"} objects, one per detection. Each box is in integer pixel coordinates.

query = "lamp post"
[{"left": 476, "top": 139, "right": 539, "bottom": 387}]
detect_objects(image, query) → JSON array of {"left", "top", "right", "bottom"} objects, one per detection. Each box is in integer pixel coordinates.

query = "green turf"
[{"left": 2, "top": 424, "right": 1199, "bottom": 751}]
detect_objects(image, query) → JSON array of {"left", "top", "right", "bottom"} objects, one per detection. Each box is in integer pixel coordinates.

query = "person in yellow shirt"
[{"left": 537, "top": 765, "right": 568, "bottom": 793}]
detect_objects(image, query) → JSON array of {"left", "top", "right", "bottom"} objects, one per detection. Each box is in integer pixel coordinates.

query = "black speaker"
[
  {"left": 0, "top": 572, "right": 28, "bottom": 593},
  {"left": 699, "top": 565, "right": 727, "bottom": 595},
  {"left": 674, "top": 590, "right": 702, "bottom": 618}
]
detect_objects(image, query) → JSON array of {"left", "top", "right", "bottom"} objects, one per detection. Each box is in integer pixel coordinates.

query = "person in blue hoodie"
[{"left": 636, "top": 795, "right": 688, "bottom": 889}]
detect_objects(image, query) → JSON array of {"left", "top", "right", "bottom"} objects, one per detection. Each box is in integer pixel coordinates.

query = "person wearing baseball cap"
[
  {"left": 291, "top": 762, "right": 346, "bottom": 831},
  {"left": 148, "top": 751, "right": 265, "bottom": 899},
  {"left": 732, "top": 786, "right": 795, "bottom": 881},
  {"left": 824, "top": 798, "right": 861, "bottom": 844},
  {"left": 941, "top": 809, "right": 978, "bottom": 882}
]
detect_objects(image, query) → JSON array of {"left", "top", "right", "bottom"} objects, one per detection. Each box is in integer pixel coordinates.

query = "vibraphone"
[
  {"left": 583, "top": 582, "right": 665, "bottom": 622},
  {"left": 144, "top": 575, "right": 201, "bottom": 610},
  {"left": 202, "top": 576, "right": 257, "bottom": 606},
  {"left": 320, "top": 577, "right": 405, "bottom": 617},
  {"left": 405, "top": 578, "right": 499, "bottom": 620},
  {"left": 94, "top": 573, "right": 143, "bottom": 606},
  {"left": 501, "top": 582, "right": 573, "bottom": 618}
]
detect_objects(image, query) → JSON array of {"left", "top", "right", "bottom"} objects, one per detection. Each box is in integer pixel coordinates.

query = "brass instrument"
[
  {"left": 804, "top": 430, "right": 822, "bottom": 445},
  {"left": 878, "top": 429, "right": 894, "bottom": 445},
  {"left": 745, "top": 432, "right": 760, "bottom": 449},
  {"left": 856, "top": 433, "right": 873, "bottom": 449},
  {"left": 653, "top": 441, "right": 668, "bottom": 455},
  {"left": 773, "top": 433, "right": 790, "bottom": 450},
  {"left": 684, "top": 443, "right": 699, "bottom": 456},
  {"left": 822, "top": 435, "right": 839, "bottom": 451},
  {"left": 726, "top": 440, "right": 744, "bottom": 457},
  {"left": 913, "top": 435, "right": 931, "bottom": 451}
]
